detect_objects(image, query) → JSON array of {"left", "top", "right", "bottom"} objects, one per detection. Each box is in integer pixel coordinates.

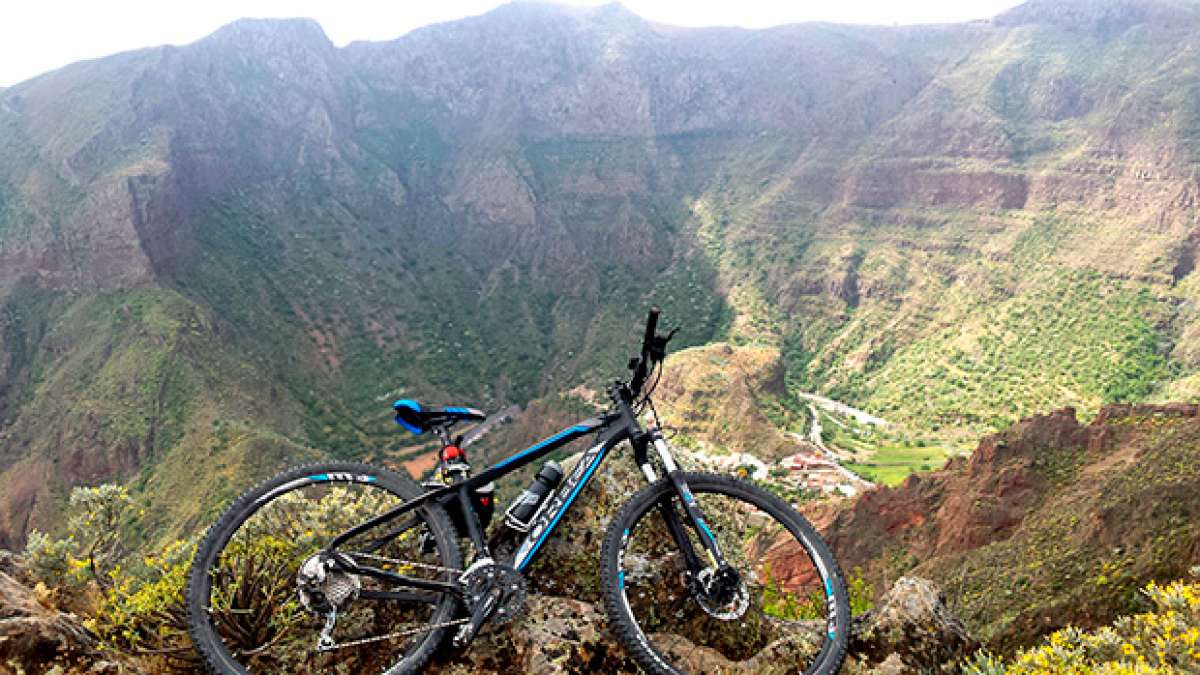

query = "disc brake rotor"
[{"left": 695, "top": 566, "right": 750, "bottom": 621}]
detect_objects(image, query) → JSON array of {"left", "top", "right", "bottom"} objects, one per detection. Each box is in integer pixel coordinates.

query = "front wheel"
[{"left": 600, "top": 472, "right": 849, "bottom": 675}]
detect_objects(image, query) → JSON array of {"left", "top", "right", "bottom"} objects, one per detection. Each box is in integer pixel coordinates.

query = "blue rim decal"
[{"left": 308, "top": 474, "right": 376, "bottom": 483}]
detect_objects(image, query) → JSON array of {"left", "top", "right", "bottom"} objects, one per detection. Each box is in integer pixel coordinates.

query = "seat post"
[{"left": 433, "top": 424, "right": 452, "bottom": 448}]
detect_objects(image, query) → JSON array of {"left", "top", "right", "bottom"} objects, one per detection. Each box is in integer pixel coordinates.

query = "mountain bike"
[{"left": 186, "top": 308, "right": 850, "bottom": 674}]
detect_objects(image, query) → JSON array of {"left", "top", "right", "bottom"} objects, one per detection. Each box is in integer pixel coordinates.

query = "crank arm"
[{"left": 452, "top": 588, "right": 500, "bottom": 648}]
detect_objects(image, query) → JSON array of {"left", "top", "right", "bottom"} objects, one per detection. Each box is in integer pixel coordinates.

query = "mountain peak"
[
  {"left": 206, "top": 17, "right": 332, "bottom": 48},
  {"left": 479, "top": 1, "right": 647, "bottom": 28},
  {"left": 994, "top": 0, "right": 1200, "bottom": 29}
]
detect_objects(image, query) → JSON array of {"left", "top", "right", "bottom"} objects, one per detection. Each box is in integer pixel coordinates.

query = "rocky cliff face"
[
  {"left": 2, "top": 0, "right": 1200, "bottom": 553},
  {"left": 653, "top": 342, "right": 805, "bottom": 461},
  {"left": 817, "top": 403, "right": 1200, "bottom": 648}
]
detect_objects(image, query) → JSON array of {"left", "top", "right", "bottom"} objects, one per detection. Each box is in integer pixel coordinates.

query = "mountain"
[
  {"left": 2, "top": 0, "right": 1200, "bottom": 549},
  {"left": 818, "top": 403, "right": 1200, "bottom": 649}
]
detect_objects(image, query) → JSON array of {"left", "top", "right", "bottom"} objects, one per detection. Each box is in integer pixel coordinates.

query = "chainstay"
[
  {"left": 348, "top": 551, "right": 461, "bottom": 576},
  {"left": 316, "top": 616, "right": 470, "bottom": 652}
]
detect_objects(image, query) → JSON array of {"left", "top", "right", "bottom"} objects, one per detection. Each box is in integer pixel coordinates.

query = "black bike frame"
[{"left": 324, "top": 388, "right": 728, "bottom": 600}]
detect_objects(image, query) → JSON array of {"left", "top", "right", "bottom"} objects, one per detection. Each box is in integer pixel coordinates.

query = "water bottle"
[{"left": 504, "top": 461, "right": 563, "bottom": 531}]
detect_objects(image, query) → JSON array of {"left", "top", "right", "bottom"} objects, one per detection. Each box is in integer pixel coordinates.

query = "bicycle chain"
[
  {"left": 314, "top": 551, "right": 466, "bottom": 652},
  {"left": 316, "top": 616, "right": 470, "bottom": 652},
  {"left": 349, "top": 551, "right": 461, "bottom": 576}
]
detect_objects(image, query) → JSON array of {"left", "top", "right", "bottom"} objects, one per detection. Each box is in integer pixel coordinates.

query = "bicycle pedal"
[{"left": 452, "top": 623, "right": 474, "bottom": 647}]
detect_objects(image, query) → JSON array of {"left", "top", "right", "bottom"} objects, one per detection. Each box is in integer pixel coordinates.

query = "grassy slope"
[
  {"left": 5, "top": 2, "right": 1200, "bottom": 541},
  {"left": 824, "top": 406, "right": 1200, "bottom": 650},
  {"left": 0, "top": 285, "right": 315, "bottom": 545}
]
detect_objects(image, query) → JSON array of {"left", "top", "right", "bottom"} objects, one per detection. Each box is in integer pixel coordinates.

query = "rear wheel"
[
  {"left": 186, "top": 462, "right": 462, "bottom": 674},
  {"left": 600, "top": 472, "right": 849, "bottom": 675}
]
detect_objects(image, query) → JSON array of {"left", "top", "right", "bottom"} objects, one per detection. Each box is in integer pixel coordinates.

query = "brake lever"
[{"left": 647, "top": 327, "right": 679, "bottom": 362}]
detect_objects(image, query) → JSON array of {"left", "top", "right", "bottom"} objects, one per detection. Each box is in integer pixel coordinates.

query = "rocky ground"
[
  {"left": 0, "top": 548, "right": 977, "bottom": 675},
  {"left": 815, "top": 402, "right": 1200, "bottom": 649}
]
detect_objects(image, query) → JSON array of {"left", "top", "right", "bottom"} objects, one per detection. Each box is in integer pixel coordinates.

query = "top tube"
[{"left": 492, "top": 424, "right": 595, "bottom": 470}]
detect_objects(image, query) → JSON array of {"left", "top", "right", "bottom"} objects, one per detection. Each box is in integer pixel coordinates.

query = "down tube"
[{"left": 512, "top": 426, "right": 628, "bottom": 571}]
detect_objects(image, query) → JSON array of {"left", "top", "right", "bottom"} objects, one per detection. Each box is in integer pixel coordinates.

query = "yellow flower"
[{"left": 1122, "top": 643, "right": 1136, "bottom": 656}]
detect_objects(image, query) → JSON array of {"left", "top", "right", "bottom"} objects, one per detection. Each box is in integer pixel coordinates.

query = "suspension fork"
[{"left": 637, "top": 427, "right": 728, "bottom": 574}]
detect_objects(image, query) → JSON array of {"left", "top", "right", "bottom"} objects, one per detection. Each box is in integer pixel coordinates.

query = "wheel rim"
[
  {"left": 615, "top": 484, "right": 836, "bottom": 673},
  {"left": 193, "top": 475, "right": 455, "bottom": 673}
]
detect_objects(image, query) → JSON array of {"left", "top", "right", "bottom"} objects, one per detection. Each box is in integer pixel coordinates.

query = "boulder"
[
  {"left": 0, "top": 568, "right": 107, "bottom": 674},
  {"left": 848, "top": 577, "right": 979, "bottom": 673}
]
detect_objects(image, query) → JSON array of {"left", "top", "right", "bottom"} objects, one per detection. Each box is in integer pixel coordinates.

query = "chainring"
[{"left": 461, "top": 561, "right": 527, "bottom": 626}]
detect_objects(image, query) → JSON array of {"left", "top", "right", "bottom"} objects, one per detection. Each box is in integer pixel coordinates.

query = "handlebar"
[
  {"left": 629, "top": 307, "right": 663, "bottom": 398},
  {"left": 641, "top": 307, "right": 660, "bottom": 357}
]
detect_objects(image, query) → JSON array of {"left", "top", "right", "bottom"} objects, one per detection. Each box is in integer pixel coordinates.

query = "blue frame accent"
[
  {"left": 515, "top": 440, "right": 611, "bottom": 570},
  {"left": 491, "top": 424, "right": 591, "bottom": 470}
]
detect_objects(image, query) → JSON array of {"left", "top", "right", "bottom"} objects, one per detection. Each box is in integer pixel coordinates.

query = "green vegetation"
[
  {"left": 763, "top": 565, "right": 875, "bottom": 621},
  {"left": 25, "top": 484, "right": 197, "bottom": 667},
  {"left": 845, "top": 443, "right": 950, "bottom": 486},
  {"left": 857, "top": 270, "right": 1174, "bottom": 438},
  {"left": 965, "top": 578, "right": 1200, "bottom": 674}
]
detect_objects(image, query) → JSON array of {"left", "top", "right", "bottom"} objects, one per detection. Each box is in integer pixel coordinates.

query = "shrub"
[
  {"left": 24, "top": 484, "right": 199, "bottom": 668},
  {"left": 965, "top": 579, "right": 1200, "bottom": 673},
  {"left": 25, "top": 483, "right": 133, "bottom": 591},
  {"left": 763, "top": 565, "right": 874, "bottom": 620},
  {"left": 90, "top": 538, "right": 198, "bottom": 668}
]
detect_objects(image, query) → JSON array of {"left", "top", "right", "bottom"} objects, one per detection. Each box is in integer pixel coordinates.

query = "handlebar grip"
[
  {"left": 629, "top": 307, "right": 661, "bottom": 398},
  {"left": 642, "top": 307, "right": 660, "bottom": 355}
]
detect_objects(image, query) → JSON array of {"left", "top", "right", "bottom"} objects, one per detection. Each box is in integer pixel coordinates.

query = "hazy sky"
[{"left": 0, "top": 0, "right": 1024, "bottom": 87}]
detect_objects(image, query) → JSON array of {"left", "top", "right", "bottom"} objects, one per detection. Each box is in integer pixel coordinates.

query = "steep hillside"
[
  {"left": 818, "top": 403, "right": 1200, "bottom": 649},
  {"left": 3, "top": 0, "right": 1200, "bottom": 544},
  {"left": 652, "top": 342, "right": 805, "bottom": 461}
]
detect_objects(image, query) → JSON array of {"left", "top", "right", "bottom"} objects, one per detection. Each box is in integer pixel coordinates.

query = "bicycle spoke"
[
  {"left": 605, "top": 474, "right": 843, "bottom": 674},
  {"left": 193, "top": 471, "right": 461, "bottom": 673}
]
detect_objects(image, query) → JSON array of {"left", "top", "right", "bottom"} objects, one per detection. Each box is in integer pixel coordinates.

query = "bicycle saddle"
[{"left": 393, "top": 399, "right": 487, "bottom": 434}]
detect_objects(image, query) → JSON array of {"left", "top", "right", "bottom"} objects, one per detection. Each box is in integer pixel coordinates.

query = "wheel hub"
[{"left": 695, "top": 565, "right": 749, "bottom": 620}]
